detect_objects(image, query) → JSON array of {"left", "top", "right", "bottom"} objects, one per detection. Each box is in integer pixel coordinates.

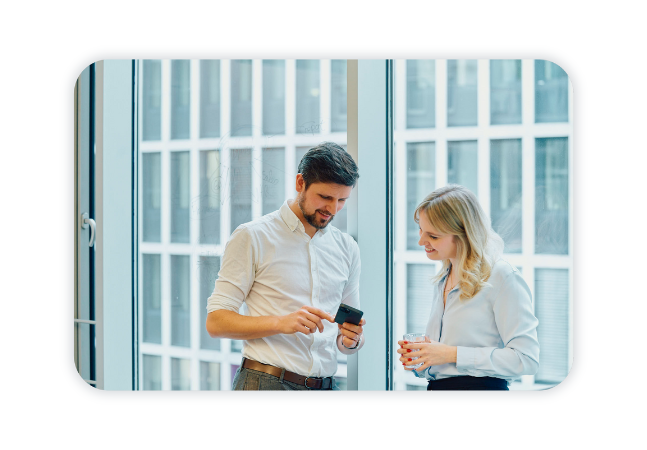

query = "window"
[
  {"left": 331, "top": 60, "right": 347, "bottom": 132},
  {"left": 142, "top": 60, "right": 161, "bottom": 141},
  {"left": 447, "top": 140, "right": 478, "bottom": 196},
  {"left": 296, "top": 60, "right": 320, "bottom": 133},
  {"left": 231, "top": 60, "right": 252, "bottom": 136},
  {"left": 170, "top": 151, "right": 190, "bottom": 243},
  {"left": 406, "top": 60, "right": 435, "bottom": 129},
  {"left": 490, "top": 60, "right": 522, "bottom": 125},
  {"left": 535, "top": 60, "right": 568, "bottom": 123},
  {"left": 171, "top": 60, "right": 190, "bottom": 139},
  {"left": 490, "top": 139, "right": 522, "bottom": 253},
  {"left": 142, "top": 152, "right": 161, "bottom": 242},
  {"left": 406, "top": 142, "right": 435, "bottom": 250},
  {"left": 200, "top": 60, "right": 220, "bottom": 138},
  {"left": 447, "top": 59, "right": 477, "bottom": 127},
  {"left": 263, "top": 60, "right": 285, "bottom": 135}
]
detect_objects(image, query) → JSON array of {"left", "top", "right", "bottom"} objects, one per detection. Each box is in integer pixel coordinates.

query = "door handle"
[{"left": 81, "top": 212, "right": 96, "bottom": 248}]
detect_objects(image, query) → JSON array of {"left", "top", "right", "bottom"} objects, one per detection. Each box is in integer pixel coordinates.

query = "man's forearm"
[{"left": 206, "top": 310, "right": 282, "bottom": 340}]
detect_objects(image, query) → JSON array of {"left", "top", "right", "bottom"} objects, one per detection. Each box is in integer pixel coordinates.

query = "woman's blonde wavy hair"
[{"left": 414, "top": 184, "right": 504, "bottom": 301}]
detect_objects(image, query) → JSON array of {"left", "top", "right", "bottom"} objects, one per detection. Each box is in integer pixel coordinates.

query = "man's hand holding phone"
[{"left": 334, "top": 303, "right": 365, "bottom": 348}]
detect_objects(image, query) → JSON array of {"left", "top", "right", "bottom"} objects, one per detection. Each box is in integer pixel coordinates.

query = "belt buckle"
[{"left": 304, "top": 376, "right": 317, "bottom": 390}]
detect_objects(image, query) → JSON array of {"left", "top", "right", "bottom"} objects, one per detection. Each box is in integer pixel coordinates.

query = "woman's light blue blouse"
[{"left": 415, "top": 259, "right": 540, "bottom": 384}]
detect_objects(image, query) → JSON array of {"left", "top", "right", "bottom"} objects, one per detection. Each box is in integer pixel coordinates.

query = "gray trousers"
[{"left": 232, "top": 366, "right": 339, "bottom": 391}]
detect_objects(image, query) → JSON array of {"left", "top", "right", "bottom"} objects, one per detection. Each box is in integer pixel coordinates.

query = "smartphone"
[{"left": 334, "top": 303, "right": 364, "bottom": 326}]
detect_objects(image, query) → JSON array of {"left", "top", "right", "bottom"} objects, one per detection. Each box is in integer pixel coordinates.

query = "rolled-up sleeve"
[
  {"left": 455, "top": 271, "right": 540, "bottom": 378},
  {"left": 206, "top": 226, "right": 257, "bottom": 314}
]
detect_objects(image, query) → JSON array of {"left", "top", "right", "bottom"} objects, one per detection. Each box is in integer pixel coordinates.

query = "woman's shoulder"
[{"left": 488, "top": 258, "right": 521, "bottom": 284}]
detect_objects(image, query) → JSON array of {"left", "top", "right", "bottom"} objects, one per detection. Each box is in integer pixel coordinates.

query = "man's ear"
[{"left": 295, "top": 174, "right": 305, "bottom": 193}]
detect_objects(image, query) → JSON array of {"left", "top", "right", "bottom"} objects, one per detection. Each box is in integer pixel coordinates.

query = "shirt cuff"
[
  {"left": 456, "top": 346, "right": 476, "bottom": 372},
  {"left": 337, "top": 333, "right": 364, "bottom": 354}
]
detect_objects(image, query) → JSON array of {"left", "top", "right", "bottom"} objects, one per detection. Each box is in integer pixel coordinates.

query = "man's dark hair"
[{"left": 297, "top": 142, "right": 359, "bottom": 189}]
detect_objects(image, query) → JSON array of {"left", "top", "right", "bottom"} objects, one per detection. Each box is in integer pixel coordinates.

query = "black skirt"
[{"left": 427, "top": 376, "right": 508, "bottom": 391}]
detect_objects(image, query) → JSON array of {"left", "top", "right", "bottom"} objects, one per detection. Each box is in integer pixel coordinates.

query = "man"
[{"left": 206, "top": 142, "right": 365, "bottom": 390}]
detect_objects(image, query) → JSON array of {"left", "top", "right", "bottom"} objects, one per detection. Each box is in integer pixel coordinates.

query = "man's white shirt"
[{"left": 206, "top": 200, "right": 361, "bottom": 377}]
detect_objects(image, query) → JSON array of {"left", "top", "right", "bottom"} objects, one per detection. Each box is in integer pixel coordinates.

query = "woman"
[{"left": 398, "top": 185, "right": 539, "bottom": 390}]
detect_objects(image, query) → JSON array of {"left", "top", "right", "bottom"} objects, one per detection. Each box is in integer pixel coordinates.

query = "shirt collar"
[{"left": 279, "top": 200, "right": 329, "bottom": 236}]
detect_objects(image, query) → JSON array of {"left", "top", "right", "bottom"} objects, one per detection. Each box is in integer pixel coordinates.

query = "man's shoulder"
[{"left": 324, "top": 226, "right": 359, "bottom": 252}]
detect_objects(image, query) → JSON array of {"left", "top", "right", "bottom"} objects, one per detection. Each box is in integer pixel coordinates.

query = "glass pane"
[
  {"left": 535, "top": 60, "right": 568, "bottom": 123},
  {"left": 171, "top": 357, "right": 191, "bottom": 390},
  {"left": 171, "top": 255, "right": 191, "bottom": 347},
  {"left": 407, "top": 142, "right": 435, "bottom": 250},
  {"left": 171, "top": 60, "right": 190, "bottom": 140},
  {"left": 142, "top": 60, "right": 161, "bottom": 141},
  {"left": 535, "top": 137, "right": 568, "bottom": 254},
  {"left": 334, "top": 377, "right": 347, "bottom": 391},
  {"left": 231, "top": 60, "right": 252, "bottom": 136},
  {"left": 407, "top": 60, "right": 435, "bottom": 129},
  {"left": 199, "top": 150, "right": 220, "bottom": 244},
  {"left": 263, "top": 60, "right": 285, "bottom": 135},
  {"left": 142, "top": 354, "right": 162, "bottom": 390},
  {"left": 490, "top": 139, "right": 522, "bottom": 253},
  {"left": 331, "top": 60, "right": 347, "bottom": 132},
  {"left": 170, "top": 151, "right": 190, "bottom": 243},
  {"left": 447, "top": 59, "right": 477, "bottom": 127},
  {"left": 406, "top": 384, "right": 426, "bottom": 391},
  {"left": 200, "top": 60, "right": 220, "bottom": 138},
  {"left": 534, "top": 268, "right": 569, "bottom": 384},
  {"left": 447, "top": 140, "right": 478, "bottom": 196},
  {"left": 296, "top": 60, "right": 320, "bottom": 134},
  {"left": 142, "top": 152, "right": 161, "bottom": 242},
  {"left": 200, "top": 361, "right": 221, "bottom": 390},
  {"left": 407, "top": 264, "right": 437, "bottom": 334},
  {"left": 142, "top": 254, "right": 161, "bottom": 344},
  {"left": 262, "top": 147, "right": 285, "bottom": 215},
  {"left": 200, "top": 255, "right": 220, "bottom": 351},
  {"left": 490, "top": 60, "right": 521, "bottom": 125},
  {"left": 230, "top": 148, "right": 252, "bottom": 233}
]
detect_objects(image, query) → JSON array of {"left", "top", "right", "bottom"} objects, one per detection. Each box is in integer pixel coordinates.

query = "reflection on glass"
[
  {"left": 262, "top": 148, "right": 285, "bottom": 215},
  {"left": 447, "top": 140, "right": 478, "bottom": 196},
  {"left": 447, "top": 60, "right": 477, "bottom": 127},
  {"left": 143, "top": 254, "right": 161, "bottom": 344},
  {"left": 535, "top": 137, "right": 568, "bottom": 254},
  {"left": 200, "top": 256, "right": 220, "bottom": 351},
  {"left": 171, "top": 60, "right": 190, "bottom": 140},
  {"left": 171, "top": 255, "right": 190, "bottom": 347},
  {"left": 142, "top": 60, "right": 161, "bottom": 141},
  {"left": 143, "top": 354, "right": 162, "bottom": 390},
  {"left": 171, "top": 151, "right": 190, "bottom": 243},
  {"left": 490, "top": 139, "right": 522, "bottom": 253},
  {"left": 200, "top": 361, "right": 221, "bottom": 390},
  {"left": 407, "top": 264, "right": 437, "bottom": 333},
  {"left": 535, "top": 60, "right": 568, "bottom": 123},
  {"left": 490, "top": 60, "right": 521, "bottom": 125},
  {"left": 230, "top": 148, "right": 252, "bottom": 233},
  {"left": 407, "top": 60, "right": 435, "bottom": 129},
  {"left": 142, "top": 152, "right": 161, "bottom": 242},
  {"left": 200, "top": 60, "right": 220, "bottom": 138},
  {"left": 331, "top": 60, "right": 347, "bottom": 132},
  {"left": 296, "top": 60, "right": 320, "bottom": 134},
  {"left": 407, "top": 142, "right": 435, "bottom": 249},
  {"left": 171, "top": 357, "right": 191, "bottom": 390},
  {"left": 263, "top": 60, "right": 285, "bottom": 136},
  {"left": 534, "top": 268, "right": 569, "bottom": 384},
  {"left": 231, "top": 60, "right": 252, "bottom": 137},
  {"left": 200, "top": 150, "right": 220, "bottom": 244}
]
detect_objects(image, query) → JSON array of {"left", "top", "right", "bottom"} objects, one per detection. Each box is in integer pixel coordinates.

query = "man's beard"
[{"left": 298, "top": 195, "right": 334, "bottom": 230}]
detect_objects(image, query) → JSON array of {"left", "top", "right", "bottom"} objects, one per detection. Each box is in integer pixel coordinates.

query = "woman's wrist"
[{"left": 446, "top": 345, "right": 457, "bottom": 364}]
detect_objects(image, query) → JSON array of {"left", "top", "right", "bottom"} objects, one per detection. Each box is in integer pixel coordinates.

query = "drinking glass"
[{"left": 403, "top": 333, "right": 429, "bottom": 369}]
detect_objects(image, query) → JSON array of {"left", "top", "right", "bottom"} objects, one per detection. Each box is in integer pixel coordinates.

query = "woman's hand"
[{"left": 397, "top": 339, "right": 458, "bottom": 373}]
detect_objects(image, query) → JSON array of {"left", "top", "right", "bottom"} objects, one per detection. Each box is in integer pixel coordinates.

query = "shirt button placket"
[{"left": 309, "top": 238, "right": 321, "bottom": 375}]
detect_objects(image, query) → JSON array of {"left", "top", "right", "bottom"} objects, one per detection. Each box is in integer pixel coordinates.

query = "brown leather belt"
[{"left": 241, "top": 358, "right": 334, "bottom": 390}]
